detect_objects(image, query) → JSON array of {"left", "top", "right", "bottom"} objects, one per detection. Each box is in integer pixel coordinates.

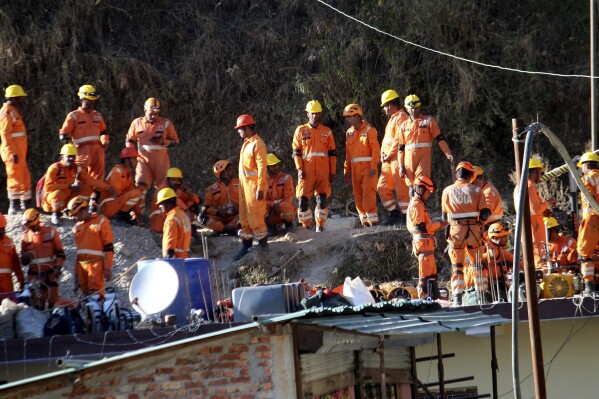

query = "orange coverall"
[
  {"left": 464, "top": 265, "right": 489, "bottom": 293},
  {"left": 0, "top": 236, "right": 24, "bottom": 293},
  {"left": 442, "top": 179, "right": 487, "bottom": 296},
  {"left": 239, "top": 134, "right": 268, "bottom": 240},
  {"left": 203, "top": 178, "right": 240, "bottom": 233},
  {"left": 20, "top": 225, "right": 65, "bottom": 308},
  {"left": 266, "top": 172, "right": 296, "bottom": 225},
  {"left": 398, "top": 114, "right": 450, "bottom": 185},
  {"left": 344, "top": 121, "right": 380, "bottom": 226},
  {"left": 578, "top": 169, "right": 599, "bottom": 283},
  {"left": 126, "top": 116, "right": 179, "bottom": 189},
  {"left": 483, "top": 242, "right": 516, "bottom": 280},
  {"left": 163, "top": 207, "right": 191, "bottom": 258},
  {"left": 42, "top": 162, "right": 109, "bottom": 213},
  {"left": 73, "top": 214, "right": 113, "bottom": 297},
  {"left": 378, "top": 109, "right": 410, "bottom": 213},
  {"left": 59, "top": 107, "right": 108, "bottom": 181},
  {"left": 482, "top": 182, "right": 504, "bottom": 224},
  {"left": 407, "top": 196, "right": 443, "bottom": 297},
  {"left": 527, "top": 179, "right": 552, "bottom": 269},
  {"left": 150, "top": 181, "right": 200, "bottom": 233},
  {"left": 539, "top": 233, "right": 578, "bottom": 269},
  {"left": 292, "top": 123, "right": 336, "bottom": 228},
  {"left": 0, "top": 102, "right": 31, "bottom": 201},
  {"left": 100, "top": 164, "right": 143, "bottom": 219}
]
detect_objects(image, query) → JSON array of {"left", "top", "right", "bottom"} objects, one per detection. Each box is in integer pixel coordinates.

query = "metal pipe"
[{"left": 491, "top": 326, "right": 498, "bottom": 399}]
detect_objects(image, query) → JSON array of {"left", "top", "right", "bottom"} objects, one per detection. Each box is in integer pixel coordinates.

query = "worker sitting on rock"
[
  {"left": 201, "top": 160, "right": 240, "bottom": 236},
  {"left": 540, "top": 217, "right": 578, "bottom": 273},
  {"left": 20, "top": 208, "right": 65, "bottom": 310},
  {"left": 0, "top": 213, "right": 24, "bottom": 294},
  {"left": 265, "top": 153, "right": 296, "bottom": 236},
  {"left": 99, "top": 147, "right": 143, "bottom": 225},
  {"left": 407, "top": 176, "right": 447, "bottom": 299},
  {"left": 41, "top": 144, "right": 110, "bottom": 226},
  {"left": 157, "top": 188, "right": 191, "bottom": 259},
  {"left": 68, "top": 196, "right": 114, "bottom": 298},
  {"left": 150, "top": 167, "right": 200, "bottom": 233}
]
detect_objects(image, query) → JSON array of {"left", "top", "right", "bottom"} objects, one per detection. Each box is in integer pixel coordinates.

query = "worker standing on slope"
[
  {"left": 0, "top": 213, "right": 24, "bottom": 293},
  {"left": 234, "top": 114, "right": 268, "bottom": 260},
  {"left": 201, "top": 160, "right": 240, "bottom": 236},
  {"left": 0, "top": 85, "right": 32, "bottom": 214},
  {"left": 58, "top": 85, "right": 109, "bottom": 180},
  {"left": 342, "top": 104, "right": 380, "bottom": 227},
  {"left": 576, "top": 152, "right": 599, "bottom": 295},
  {"left": 156, "top": 188, "right": 191, "bottom": 259},
  {"left": 398, "top": 94, "right": 453, "bottom": 185},
  {"left": 292, "top": 101, "right": 336, "bottom": 232},
  {"left": 377, "top": 89, "right": 410, "bottom": 226},
  {"left": 265, "top": 153, "right": 296, "bottom": 236}
]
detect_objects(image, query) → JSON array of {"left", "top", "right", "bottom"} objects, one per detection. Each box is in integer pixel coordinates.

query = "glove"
[{"left": 100, "top": 134, "right": 110, "bottom": 146}]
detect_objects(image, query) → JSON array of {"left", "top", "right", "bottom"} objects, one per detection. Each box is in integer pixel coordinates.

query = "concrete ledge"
[{"left": 326, "top": 216, "right": 360, "bottom": 231}]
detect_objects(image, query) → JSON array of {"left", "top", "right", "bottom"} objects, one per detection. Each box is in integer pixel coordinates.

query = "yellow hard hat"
[
  {"left": 380, "top": 90, "right": 399, "bottom": 107},
  {"left": 544, "top": 217, "right": 559, "bottom": 230},
  {"left": 66, "top": 196, "right": 89, "bottom": 216},
  {"left": 488, "top": 222, "right": 509, "bottom": 238},
  {"left": 144, "top": 97, "right": 161, "bottom": 114},
  {"left": 404, "top": 94, "right": 421, "bottom": 109},
  {"left": 60, "top": 144, "right": 78, "bottom": 156},
  {"left": 4, "top": 85, "right": 27, "bottom": 98},
  {"left": 78, "top": 84, "right": 99, "bottom": 100},
  {"left": 305, "top": 100, "right": 322, "bottom": 113},
  {"left": 157, "top": 187, "right": 177, "bottom": 204},
  {"left": 267, "top": 153, "right": 281, "bottom": 166},
  {"left": 577, "top": 152, "right": 599, "bottom": 167},
  {"left": 470, "top": 166, "right": 484, "bottom": 183},
  {"left": 22, "top": 208, "right": 41, "bottom": 227},
  {"left": 343, "top": 103, "right": 363, "bottom": 116},
  {"left": 166, "top": 167, "right": 183, "bottom": 179},
  {"left": 213, "top": 160, "right": 231, "bottom": 178},
  {"left": 528, "top": 158, "right": 545, "bottom": 172}
]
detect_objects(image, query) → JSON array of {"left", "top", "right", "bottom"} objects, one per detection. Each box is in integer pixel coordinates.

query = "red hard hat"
[
  {"left": 234, "top": 114, "right": 255, "bottom": 129},
  {"left": 120, "top": 147, "right": 139, "bottom": 159}
]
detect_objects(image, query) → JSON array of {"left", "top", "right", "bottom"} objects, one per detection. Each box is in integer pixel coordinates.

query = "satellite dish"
[{"left": 129, "top": 260, "right": 180, "bottom": 315}]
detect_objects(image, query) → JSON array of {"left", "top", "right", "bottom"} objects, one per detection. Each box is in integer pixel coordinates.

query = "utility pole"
[{"left": 592, "top": 0, "right": 597, "bottom": 150}]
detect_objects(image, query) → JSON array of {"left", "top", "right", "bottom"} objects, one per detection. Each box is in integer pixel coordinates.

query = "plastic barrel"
[{"left": 184, "top": 258, "right": 213, "bottom": 320}]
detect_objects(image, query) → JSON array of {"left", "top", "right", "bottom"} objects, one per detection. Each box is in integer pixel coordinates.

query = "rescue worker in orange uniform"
[
  {"left": 540, "top": 217, "right": 578, "bottom": 271},
  {"left": 68, "top": 196, "right": 114, "bottom": 298},
  {"left": 234, "top": 114, "right": 268, "bottom": 260},
  {"left": 59, "top": 85, "right": 109, "bottom": 181},
  {"left": 407, "top": 176, "right": 448, "bottom": 299},
  {"left": 292, "top": 101, "right": 336, "bottom": 232},
  {"left": 481, "top": 222, "right": 518, "bottom": 302},
  {"left": 42, "top": 144, "right": 110, "bottom": 226},
  {"left": 265, "top": 153, "right": 296, "bottom": 236},
  {"left": 157, "top": 188, "right": 191, "bottom": 259},
  {"left": 378, "top": 90, "right": 410, "bottom": 226},
  {"left": 150, "top": 167, "right": 201, "bottom": 233},
  {"left": 1, "top": 85, "right": 32, "bottom": 214},
  {"left": 0, "top": 213, "right": 24, "bottom": 293},
  {"left": 201, "top": 160, "right": 240, "bottom": 236},
  {"left": 126, "top": 98, "right": 180, "bottom": 209},
  {"left": 99, "top": 147, "right": 143, "bottom": 224},
  {"left": 471, "top": 166, "right": 504, "bottom": 229},
  {"left": 342, "top": 104, "right": 380, "bottom": 227},
  {"left": 576, "top": 152, "right": 599, "bottom": 295},
  {"left": 20, "top": 209, "right": 65, "bottom": 310},
  {"left": 441, "top": 161, "right": 490, "bottom": 306},
  {"left": 398, "top": 94, "right": 453, "bottom": 185}
]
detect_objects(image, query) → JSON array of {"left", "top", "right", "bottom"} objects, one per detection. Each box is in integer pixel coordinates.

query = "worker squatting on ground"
[
  {"left": 59, "top": 85, "right": 109, "bottom": 181},
  {"left": 201, "top": 160, "right": 240, "bottom": 236},
  {"left": 442, "top": 161, "right": 490, "bottom": 306},
  {"left": 99, "top": 147, "right": 143, "bottom": 225},
  {"left": 407, "top": 176, "right": 448, "bottom": 299},
  {"left": 470, "top": 166, "right": 504, "bottom": 229},
  {"left": 150, "top": 167, "right": 200, "bottom": 233},
  {"left": 343, "top": 104, "right": 381, "bottom": 227},
  {"left": 67, "top": 196, "right": 114, "bottom": 298},
  {"left": 126, "top": 98, "right": 179, "bottom": 209},
  {"left": 265, "top": 153, "right": 296, "bottom": 236},
  {"left": 20, "top": 208, "right": 65, "bottom": 310},
  {"left": 1, "top": 85, "right": 32, "bottom": 215},
  {"left": 233, "top": 114, "right": 268, "bottom": 260},
  {"left": 378, "top": 90, "right": 410, "bottom": 226},
  {"left": 576, "top": 152, "right": 599, "bottom": 295},
  {"left": 292, "top": 101, "right": 336, "bottom": 232},
  {"left": 42, "top": 144, "right": 110, "bottom": 226},
  {"left": 0, "top": 213, "right": 24, "bottom": 294},
  {"left": 541, "top": 216, "right": 578, "bottom": 272},
  {"left": 398, "top": 94, "right": 453, "bottom": 186},
  {"left": 156, "top": 188, "right": 191, "bottom": 259}
]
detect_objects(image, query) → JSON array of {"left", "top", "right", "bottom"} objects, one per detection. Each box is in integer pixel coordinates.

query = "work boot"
[
  {"left": 430, "top": 281, "right": 441, "bottom": 300},
  {"left": 7, "top": 200, "right": 19, "bottom": 215},
  {"left": 284, "top": 221, "right": 295, "bottom": 233},
  {"left": 51, "top": 212, "right": 62, "bottom": 226},
  {"left": 315, "top": 225, "right": 324, "bottom": 232},
  {"left": 222, "top": 226, "right": 239, "bottom": 236},
  {"left": 381, "top": 210, "right": 400, "bottom": 226},
  {"left": 250, "top": 237, "right": 269, "bottom": 252},
  {"left": 584, "top": 281, "right": 596, "bottom": 297},
  {"left": 452, "top": 293, "right": 462, "bottom": 307},
  {"left": 20, "top": 199, "right": 32, "bottom": 212},
  {"left": 233, "top": 239, "right": 253, "bottom": 260},
  {"left": 267, "top": 226, "right": 278, "bottom": 237}
]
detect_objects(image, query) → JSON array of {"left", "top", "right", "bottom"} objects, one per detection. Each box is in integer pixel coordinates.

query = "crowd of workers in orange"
[{"left": 0, "top": 83, "right": 598, "bottom": 309}]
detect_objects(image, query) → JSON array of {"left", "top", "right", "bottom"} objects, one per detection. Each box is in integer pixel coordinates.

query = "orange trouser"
[
  {"left": 412, "top": 235, "right": 437, "bottom": 297},
  {"left": 173, "top": 251, "right": 188, "bottom": 259},
  {"left": 351, "top": 163, "right": 378, "bottom": 226},
  {"left": 27, "top": 265, "right": 59, "bottom": 309},
  {"left": 76, "top": 259, "right": 106, "bottom": 297},
  {"left": 447, "top": 223, "right": 483, "bottom": 296},
  {"left": 5, "top": 156, "right": 32, "bottom": 201},
  {"left": 266, "top": 202, "right": 296, "bottom": 225},
  {"left": 136, "top": 151, "right": 170, "bottom": 189},
  {"left": 296, "top": 160, "right": 331, "bottom": 228},
  {"left": 0, "top": 274, "right": 15, "bottom": 292},
  {"left": 530, "top": 215, "right": 546, "bottom": 269},
  {"left": 578, "top": 215, "right": 599, "bottom": 282},
  {"left": 77, "top": 143, "right": 105, "bottom": 181},
  {"left": 44, "top": 185, "right": 94, "bottom": 212},
  {"left": 100, "top": 189, "right": 143, "bottom": 219},
  {"left": 378, "top": 159, "right": 409, "bottom": 213},
  {"left": 464, "top": 265, "right": 489, "bottom": 292},
  {"left": 205, "top": 215, "right": 239, "bottom": 233},
  {"left": 403, "top": 147, "right": 433, "bottom": 185},
  {"left": 239, "top": 178, "right": 267, "bottom": 240}
]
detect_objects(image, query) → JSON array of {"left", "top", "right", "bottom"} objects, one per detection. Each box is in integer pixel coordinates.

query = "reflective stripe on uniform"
[
  {"left": 240, "top": 170, "right": 258, "bottom": 177},
  {"left": 30, "top": 256, "right": 57, "bottom": 264},
  {"left": 174, "top": 248, "right": 188, "bottom": 253},
  {"left": 487, "top": 214, "right": 502, "bottom": 221},
  {"left": 315, "top": 207, "right": 328, "bottom": 219},
  {"left": 302, "top": 152, "right": 327, "bottom": 159},
  {"left": 0, "top": 268, "right": 12, "bottom": 274},
  {"left": 382, "top": 199, "right": 396, "bottom": 210},
  {"left": 141, "top": 145, "right": 166, "bottom": 151},
  {"left": 73, "top": 135, "right": 101, "bottom": 144},
  {"left": 298, "top": 209, "right": 312, "bottom": 222},
  {"left": 77, "top": 249, "right": 104, "bottom": 256},
  {"left": 413, "top": 233, "right": 432, "bottom": 241},
  {"left": 150, "top": 210, "right": 162, "bottom": 217},
  {"left": 351, "top": 157, "right": 373, "bottom": 163},
  {"left": 405, "top": 143, "right": 432, "bottom": 150},
  {"left": 448, "top": 212, "right": 479, "bottom": 220},
  {"left": 11, "top": 131, "right": 26, "bottom": 138}
]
